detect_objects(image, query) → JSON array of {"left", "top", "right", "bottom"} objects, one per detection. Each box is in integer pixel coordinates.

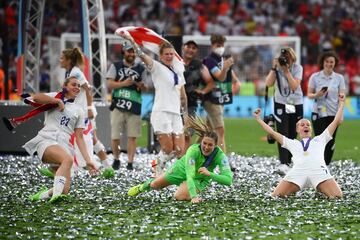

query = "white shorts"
[
  {"left": 284, "top": 167, "right": 333, "bottom": 189},
  {"left": 23, "top": 129, "right": 72, "bottom": 161},
  {"left": 150, "top": 111, "right": 183, "bottom": 135}
]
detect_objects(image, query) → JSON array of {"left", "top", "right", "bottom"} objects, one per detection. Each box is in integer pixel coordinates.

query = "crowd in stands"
[{"left": 1, "top": 0, "right": 360, "bottom": 99}]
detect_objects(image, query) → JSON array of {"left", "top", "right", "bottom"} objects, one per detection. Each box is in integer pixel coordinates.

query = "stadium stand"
[{"left": 1, "top": 0, "right": 360, "bottom": 97}]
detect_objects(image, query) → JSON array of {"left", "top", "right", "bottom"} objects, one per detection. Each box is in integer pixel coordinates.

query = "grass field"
[
  {"left": 138, "top": 118, "right": 360, "bottom": 162},
  {"left": 0, "top": 119, "right": 359, "bottom": 239},
  {"left": 0, "top": 154, "right": 359, "bottom": 239}
]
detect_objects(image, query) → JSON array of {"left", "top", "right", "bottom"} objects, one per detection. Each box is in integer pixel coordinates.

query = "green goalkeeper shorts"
[{"left": 164, "top": 161, "right": 208, "bottom": 192}]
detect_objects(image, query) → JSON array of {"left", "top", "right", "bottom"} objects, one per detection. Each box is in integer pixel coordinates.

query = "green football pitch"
[{"left": 0, "top": 119, "right": 359, "bottom": 239}]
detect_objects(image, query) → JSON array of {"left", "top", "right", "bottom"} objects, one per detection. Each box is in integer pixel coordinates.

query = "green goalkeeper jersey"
[{"left": 165, "top": 144, "right": 233, "bottom": 198}]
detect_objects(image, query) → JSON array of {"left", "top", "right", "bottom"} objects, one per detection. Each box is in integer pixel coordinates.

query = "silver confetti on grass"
[{"left": 0, "top": 154, "right": 359, "bottom": 239}]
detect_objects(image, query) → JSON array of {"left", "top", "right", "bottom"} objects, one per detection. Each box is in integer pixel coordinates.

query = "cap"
[
  {"left": 122, "top": 41, "right": 134, "bottom": 51},
  {"left": 184, "top": 40, "right": 198, "bottom": 48}
]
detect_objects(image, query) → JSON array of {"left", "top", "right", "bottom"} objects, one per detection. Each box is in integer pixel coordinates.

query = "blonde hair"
[
  {"left": 62, "top": 47, "right": 84, "bottom": 69},
  {"left": 159, "top": 41, "right": 174, "bottom": 55},
  {"left": 185, "top": 115, "right": 218, "bottom": 144},
  {"left": 282, "top": 47, "right": 297, "bottom": 62}
]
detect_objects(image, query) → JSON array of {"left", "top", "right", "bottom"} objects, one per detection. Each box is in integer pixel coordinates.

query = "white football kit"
[
  {"left": 23, "top": 93, "right": 85, "bottom": 161},
  {"left": 67, "top": 67, "right": 94, "bottom": 168},
  {"left": 281, "top": 128, "right": 333, "bottom": 188}
]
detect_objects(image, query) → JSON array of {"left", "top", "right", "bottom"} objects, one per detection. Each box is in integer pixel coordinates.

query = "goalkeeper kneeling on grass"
[{"left": 128, "top": 116, "right": 233, "bottom": 204}]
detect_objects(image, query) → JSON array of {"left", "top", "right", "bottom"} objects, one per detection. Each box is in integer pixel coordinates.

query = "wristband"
[
  {"left": 271, "top": 67, "right": 276, "bottom": 71},
  {"left": 135, "top": 46, "right": 145, "bottom": 57},
  {"left": 87, "top": 106, "right": 93, "bottom": 110}
]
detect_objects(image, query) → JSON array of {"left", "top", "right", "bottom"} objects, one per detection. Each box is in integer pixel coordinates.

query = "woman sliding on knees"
[
  {"left": 25, "top": 77, "right": 98, "bottom": 203},
  {"left": 128, "top": 116, "right": 233, "bottom": 204},
  {"left": 253, "top": 94, "right": 345, "bottom": 198}
]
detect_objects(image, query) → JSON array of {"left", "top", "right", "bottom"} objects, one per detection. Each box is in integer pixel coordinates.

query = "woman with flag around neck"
[
  {"left": 117, "top": 30, "right": 188, "bottom": 176},
  {"left": 128, "top": 116, "right": 233, "bottom": 204},
  {"left": 253, "top": 94, "right": 345, "bottom": 198},
  {"left": 25, "top": 77, "right": 98, "bottom": 203}
]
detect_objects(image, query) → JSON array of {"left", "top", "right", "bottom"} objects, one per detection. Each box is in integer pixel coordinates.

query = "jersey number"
[
  {"left": 116, "top": 99, "right": 132, "bottom": 110},
  {"left": 60, "top": 116, "right": 70, "bottom": 127},
  {"left": 219, "top": 94, "right": 230, "bottom": 104}
]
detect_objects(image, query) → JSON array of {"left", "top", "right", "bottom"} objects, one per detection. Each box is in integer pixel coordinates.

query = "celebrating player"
[
  {"left": 253, "top": 94, "right": 345, "bottom": 198},
  {"left": 25, "top": 77, "right": 98, "bottom": 203},
  {"left": 127, "top": 116, "right": 233, "bottom": 204}
]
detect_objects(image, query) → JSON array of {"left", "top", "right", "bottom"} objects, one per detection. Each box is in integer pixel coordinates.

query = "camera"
[
  {"left": 263, "top": 114, "right": 276, "bottom": 144},
  {"left": 130, "top": 74, "right": 141, "bottom": 82},
  {"left": 278, "top": 49, "right": 289, "bottom": 66}
]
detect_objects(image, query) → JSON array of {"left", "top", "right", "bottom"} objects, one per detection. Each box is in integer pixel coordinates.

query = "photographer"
[
  {"left": 182, "top": 40, "right": 215, "bottom": 150},
  {"left": 107, "top": 42, "right": 147, "bottom": 170},
  {"left": 265, "top": 47, "right": 304, "bottom": 174},
  {"left": 307, "top": 51, "right": 346, "bottom": 166}
]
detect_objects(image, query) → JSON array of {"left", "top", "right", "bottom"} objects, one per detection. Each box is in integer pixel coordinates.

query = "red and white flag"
[{"left": 115, "top": 26, "right": 184, "bottom": 73}]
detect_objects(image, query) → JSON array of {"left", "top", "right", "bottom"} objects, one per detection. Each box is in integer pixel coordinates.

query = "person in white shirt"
[
  {"left": 59, "top": 48, "right": 113, "bottom": 177},
  {"left": 118, "top": 32, "right": 187, "bottom": 176},
  {"left": 253, "top": 94, "right": 345, "bottom": 198},
  {"left": 25, "top": 77, "right": 98, "bottom": 203},
  {"left": 60, "top": 48, "right": 94, "bottom": 169},
  {"left": 307, "top": 51, "right": 346, "bottom": 166}
]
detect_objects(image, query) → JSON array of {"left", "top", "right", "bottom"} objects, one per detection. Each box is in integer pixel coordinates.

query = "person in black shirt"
[{"left": 182, "top": 40, "right": 215, "bottom": 150}]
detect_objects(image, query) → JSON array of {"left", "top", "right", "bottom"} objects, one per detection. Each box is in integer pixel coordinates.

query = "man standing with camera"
[
  {"left": 202, "top": 34, "right": 240, "bottom": 154},
  {"left": 182, "top": 40, "right": 215, "bottom": 150},
  {"left": 265, "top": 47, "right": 304, "bottom": 175},
  {"left": 107, "top": 42, "right": 147, "bottom": 170}
]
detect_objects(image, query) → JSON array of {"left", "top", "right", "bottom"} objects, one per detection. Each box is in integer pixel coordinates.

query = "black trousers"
[
  {"left": 274, "top": 102, "right": 303, "bottom": 165},
  {"left": 311, "top": 114, "right": 338, "bottom": 165}
]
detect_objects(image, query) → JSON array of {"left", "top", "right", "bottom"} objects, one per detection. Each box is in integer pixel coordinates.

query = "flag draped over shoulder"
[{"left": 115, "top": 26, "right": 185, "bottom": 73}]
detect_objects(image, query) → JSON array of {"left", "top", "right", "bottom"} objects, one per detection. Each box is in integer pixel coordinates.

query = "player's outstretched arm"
[
  {"left": 117, "top": 31, "right": 154, "bottom": 69},
  {"left": 253, "top": 108, "right": 284, "bottom": 145},
  {"left": 327, "top": 94, "right": 345, "bottom": 136}
]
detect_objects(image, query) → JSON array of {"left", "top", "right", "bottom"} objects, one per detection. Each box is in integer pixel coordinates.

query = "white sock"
[
  {"left": 40, "top": 190, "right": 50, "bottom": 200},
  {"left": 102, "top": 158, "right": 111, "bottom": 168},
  {"left": 52, "top": 176, "right": 66, "bottom": 197}
]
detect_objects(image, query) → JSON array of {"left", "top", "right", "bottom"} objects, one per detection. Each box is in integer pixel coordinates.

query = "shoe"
[
  {"left": 128, "top": 184, "right": 143, "bottom": 197},
  {"left": 39, "top": 167, "right": 55, "bottom": 178},
  {"left": 29, "top": 187, "right": 48, "bottom": 202},
  {"left": 152, "top": 158, "right": 165, "bottom": 177},
  {"left": 276, "top": 164, "right": 290, "bottom": 176},
  {"left": 112, "top": 159, "right": 120, "bottom": 170},
  {"left": 2, "top": 117, "right": 17, "bottom": 131},
  {"left": 101, "top": 167, "right": 115, "bottom": 179},
  {"left": 126, "top": 163, "right": 133, "bottom": 170},
  {"left": 49, "top": 194, "right": 68, "bottom": 203}
]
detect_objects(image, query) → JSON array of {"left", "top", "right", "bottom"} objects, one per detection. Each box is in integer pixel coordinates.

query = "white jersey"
[
  {"left": 282, "top": 129, "right": 332, "bottom": 170},
  {"left": 41, "top": 92, "right": 85, "bottom": 138},
  {"left": 148, "top": 60, "right": 185, "bottom": 114},
  {"left": 67, "top": 66, "right": 90, "bottom": 117},
  {"left": 23, "top": 93, "right": 85, "bottom": 160}
]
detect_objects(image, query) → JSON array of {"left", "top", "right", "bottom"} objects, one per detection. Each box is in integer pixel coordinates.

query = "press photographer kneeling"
[{"left": 265, "top": 47, "right": 304, "bottom": 174}]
